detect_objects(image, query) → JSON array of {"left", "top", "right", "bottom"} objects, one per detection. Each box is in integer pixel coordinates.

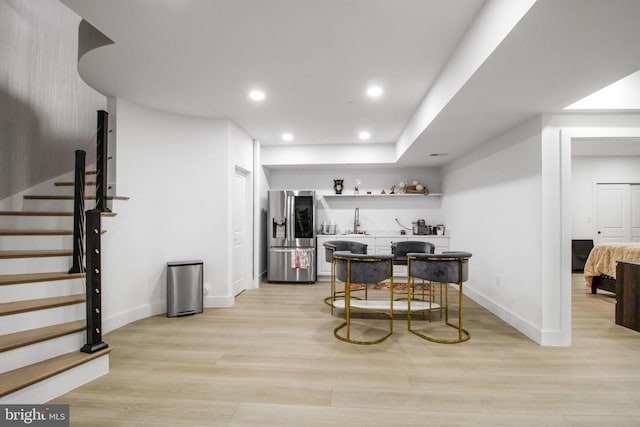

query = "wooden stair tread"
[
  {"left": 0, "top": 249, "right": 72, "bottom": 259},
  {"left": 0, "top": 347, "right": 112, "bottom": 397},
  {"left": 0, "top": 229, "right": 73, "bottom": 236},
  {"left": 0, "top": 229, "right": 105, "bottom": 237},
  {"left": 0, "top": 211, "right": 117, "bottom": 217},
  {"left": 0, "top": 211, "right": 72, "bottom": 217},
  {"left": 55, "top": 181, "right": 96, "bottom": 186},
  {"left": 0, "top": 320, "right": 86, "bottom": 353},
  {"left": 24, "top": 195, "right": 129, "bottom": 201},
  {"left": 0, "top": 294, "right": 85, "bottom": 316},
  {"left": 0, "top": 271, "right": 85, "bottom": 286}
]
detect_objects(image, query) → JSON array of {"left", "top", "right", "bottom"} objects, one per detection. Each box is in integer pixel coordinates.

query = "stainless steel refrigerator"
[{"left": 267, "top": 190, "right": 316, "bottom": 283}]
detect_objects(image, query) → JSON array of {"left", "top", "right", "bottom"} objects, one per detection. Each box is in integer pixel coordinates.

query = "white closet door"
[
  {"left": 232, "top": 167, "right": 252, "bottom": 296},
  {"left": 594, "top": 183, "right": 640, "bottom": 244},
  {"left": 595, "top": 184, "right": 628, "bottom": 244},
  {"left": 631, "top": 184, "right": 640, "bottom": 242}
]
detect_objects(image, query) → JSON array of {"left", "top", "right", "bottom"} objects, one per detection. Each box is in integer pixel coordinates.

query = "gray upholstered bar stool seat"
[
  {"left": 323, "top": 241, "right": 368, "bottom": 312},
  {"left": 407, "top": 251, "right": 472, "bottom": 344},
  {"left": 332, "top": 252, "right": 394, "bottom": 345},
  {"left": 391, "top": 241, "right": 435, "bottom": 265},
  {"left": 391, "top": 241, "right": 435, "bottom": 301}
]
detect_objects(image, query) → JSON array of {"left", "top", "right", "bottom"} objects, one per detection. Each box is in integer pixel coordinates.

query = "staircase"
[{"left": 0, "top": 170, "right": 127, "bottom": 403}]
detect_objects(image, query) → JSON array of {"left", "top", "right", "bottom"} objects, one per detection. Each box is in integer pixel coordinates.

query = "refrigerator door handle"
[{"left": 287, "top": 194, "right": 294, "bottom": 243}]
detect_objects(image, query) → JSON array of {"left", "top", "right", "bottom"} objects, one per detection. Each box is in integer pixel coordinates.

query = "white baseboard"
[
  {"left": 103, "top": 302, "right": 165, "bottom": 334},
  {"left": 0, "top": 355, "right": 109, "bottom": 404},
  {"left": 204, "top": 295, "right": 234, "bottom": 308},
  {"left": 103, "top": 297, "right": 235, "bottom": 334},
  {"left": 539, "top": 329, "right": 571, "bottom": 346},
  {"left": 463, "top": 285, "right": 544, "bottom": 345}
]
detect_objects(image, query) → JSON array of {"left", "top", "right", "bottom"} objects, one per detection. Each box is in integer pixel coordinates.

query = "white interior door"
[
  {"left": 232, "top": 167, "right": 252, "bottom": 296},
  {"left": 595, "top": 183, "right": 632, "bottom": 244}
]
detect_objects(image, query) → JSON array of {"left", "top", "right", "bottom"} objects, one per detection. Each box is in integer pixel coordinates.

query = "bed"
[{"left": 584, "top": 243, "right": 640, "bottom": 294}]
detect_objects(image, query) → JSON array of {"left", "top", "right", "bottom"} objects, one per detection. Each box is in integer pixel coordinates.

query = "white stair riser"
[
  {"left": 0, "top": 304, "right": 85, "bottom": 335},
  {"left": 0, "top": 332, "right": 85, "bottom": 375},
  {"left": 0, "top": 216, "right": 73, "bottom": 230},
  {"left": 22, "top": 199, "right": 102, "bottom": 212},
  {"left": 0, "top": 168, "right": 111, "bottom": 405},
  {"left": 0, "top": 257, "right": 74, "bottom": 275},
  {"left": 50, "top": 184, "right": 96, "bottom": 196},
  {"left": 0, "top": 235, "right": 73, "bottom": 251},
  {"left": 22, "top": 199, "right": 73, "bottom": 212},
  {"left": 0, "top": 354, "right": 109, "bottom": 404},
  {"left": 0, "top": 279, "right": 85, "bottom": 303}
]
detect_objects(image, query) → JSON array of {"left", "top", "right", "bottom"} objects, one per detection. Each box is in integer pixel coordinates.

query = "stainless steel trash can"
[{"left": 167, "top": 260, "right": 203, "bottom": 317}]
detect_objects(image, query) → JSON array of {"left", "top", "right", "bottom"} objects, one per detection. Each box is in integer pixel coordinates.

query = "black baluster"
[
  {"left": 81, "top": 209, "right": 108, "bottom": 354},
  {"left": 95, "top": 110, "right": 110, "bottom": 212},
  {"left": 69, "top": 150, "right": 86, "bottom": 274}
]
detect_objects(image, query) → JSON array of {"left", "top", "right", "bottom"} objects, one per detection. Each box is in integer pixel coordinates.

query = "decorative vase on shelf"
[{"left": 333, "top": 179, "right": 344, "bottom": 194}]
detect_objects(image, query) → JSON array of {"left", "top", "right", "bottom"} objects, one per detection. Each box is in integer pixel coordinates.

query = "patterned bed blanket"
[{"left": 584, "top": 243, "right": 640, "bottom": 286}]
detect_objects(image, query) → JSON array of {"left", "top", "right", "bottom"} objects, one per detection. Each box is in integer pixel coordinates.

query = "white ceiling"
[{"left": 60, "top": 0, "right": 640, "bottom": 167}]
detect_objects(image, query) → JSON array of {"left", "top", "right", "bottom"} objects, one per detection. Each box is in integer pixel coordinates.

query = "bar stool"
[
  {"left": 391, "top": 240, "right": 435, "bottom": 301},
  {"left": 323, "top": 241, "right": 368, "bottom": 313},
  {"left": 391, "top": 241, "right": 435, "bottom": 265},
  {"left": 407, "top": 251, "right": 472, "bottom": 344},
  {"left": 332, "top": 252, "right": 394, "bottom": 345}
]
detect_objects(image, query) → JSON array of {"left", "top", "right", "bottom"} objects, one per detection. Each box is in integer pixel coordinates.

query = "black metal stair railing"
[
  {"left": 68, "top": 109, "right": 111, "bottom": 353},
  {"left": 81, "top": 209, "right": 108, "bottom": 354},
  {"left": 95, "top": 110, "right": 110, "bottom": 213}
]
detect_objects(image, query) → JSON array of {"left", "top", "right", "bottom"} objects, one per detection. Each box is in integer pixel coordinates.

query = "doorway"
[
  {"left": 567, "top": 134, "right": 640, "bottom": 344},
  {"left": 232, "top": 166, "right": 253, "bottom": 296}
]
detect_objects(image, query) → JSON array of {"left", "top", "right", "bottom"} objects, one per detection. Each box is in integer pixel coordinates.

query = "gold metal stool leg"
[
  {"left": 407, "top": 256, "right": 470, "bottom": 344},
  {"left": 323, "top": 257, "right": 338, "bottom": 314},
  {"left": 333, "top": 257, "right": 394, "bottom": 345}
]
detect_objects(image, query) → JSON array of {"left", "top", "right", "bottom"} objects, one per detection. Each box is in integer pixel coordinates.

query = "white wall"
[
  {"left": 266, "top": 166, "right": 444, "bottom": 234},
  {"left": 442, "top": 117, "right": 545, "bottom": 343},
  {"left": 257, "top": 159, "right": 270, "bottom": 279},
  {"left": 101, "top": 99, "right": 240, "bottom": 332},
  {"left": 440, "top": 114, "right": 640, "bottom": 347},
  {"left": 261, "top": 143, "right": 396, "bottom": 167},
  {"left": 571, "top": 155, "right": 640, "bottom": 239},
  {"left": 0, "top": 0, "right": 106, "bottom": 200}
]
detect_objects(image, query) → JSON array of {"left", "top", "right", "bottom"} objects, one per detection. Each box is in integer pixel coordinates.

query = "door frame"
[
  {"left": 232, "top": 165, "right": 254, "bottom": 296},
  {"left": 560, "top": 125, "right": 640, "bottom": 346}
]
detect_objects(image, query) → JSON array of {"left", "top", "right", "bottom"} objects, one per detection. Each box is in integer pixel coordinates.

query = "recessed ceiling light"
[
  {"left": 366, "top": 86, "right": 383, "bottom": 98},
  {"left": 358, "top": 131, "right": 371, "bottom": 140},
  {"left": 282, "top": 133, "right": 293, "bottom": 141},
  {"left": 249, "top": 90, "right": 265, "bottom": 101}
]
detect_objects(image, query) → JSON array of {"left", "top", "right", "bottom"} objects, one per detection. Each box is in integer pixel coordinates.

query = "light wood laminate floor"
[{"left": 51, "top": 275, "right": 640, "bottom": 426}]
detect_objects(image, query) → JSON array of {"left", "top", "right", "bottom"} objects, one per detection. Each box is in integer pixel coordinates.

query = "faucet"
[{"left": 353, "top": 207, "right": 359, "bottom": 234}]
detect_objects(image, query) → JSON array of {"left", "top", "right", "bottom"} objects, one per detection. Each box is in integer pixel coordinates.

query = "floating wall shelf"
[{"left": 322, "top": 193, "right": 443, "bottom": 199}]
